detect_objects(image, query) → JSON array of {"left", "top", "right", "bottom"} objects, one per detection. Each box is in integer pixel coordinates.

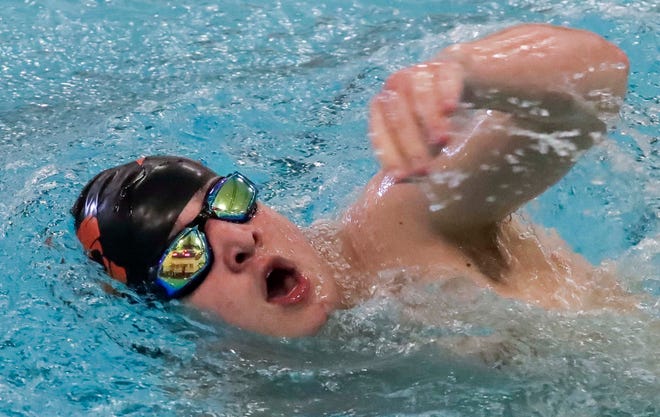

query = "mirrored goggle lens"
[
  {"left": 155, "top": 227, "right": 210, "bottom": 297},
  {"left": 207, "top": 173, "right": 257, "bottom": 220}
]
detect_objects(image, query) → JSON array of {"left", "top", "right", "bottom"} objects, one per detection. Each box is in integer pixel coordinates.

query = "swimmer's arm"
[
  {"left": 369, "top": 24, "right": 629, "bottom": 232},
  {"left": 442, "top": 24, "right": 629, "bottom": 117}
]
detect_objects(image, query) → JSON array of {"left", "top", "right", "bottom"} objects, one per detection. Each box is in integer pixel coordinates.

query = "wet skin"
[
  {"left": 173, "top": 24, "right": 632, "bottom": 336},
  {"left": 172, "top": 183, "right": 341, "bottom": 337}
]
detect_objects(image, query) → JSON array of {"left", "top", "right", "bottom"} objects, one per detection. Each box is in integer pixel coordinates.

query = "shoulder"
[
  {"left": 346, "top": 172, "right": 433, "bottom": 231},
  {"left": 338, "top": 172, "right": 451, "bottom": 266}
]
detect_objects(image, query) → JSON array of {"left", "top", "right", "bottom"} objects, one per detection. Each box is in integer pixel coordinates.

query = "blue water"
[{"left": 1, "top": 1, "right": 658, "bottom": 416}]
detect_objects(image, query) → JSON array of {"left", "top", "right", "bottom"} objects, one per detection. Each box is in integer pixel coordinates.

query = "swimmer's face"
[{"left": 170, "top": 183, "right": 340, "bottom": 337}]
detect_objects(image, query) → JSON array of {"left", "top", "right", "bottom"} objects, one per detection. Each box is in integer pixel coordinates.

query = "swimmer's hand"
[
  {"left": 368, "top": 24, "right": 629, "bottom": 231},
  {"left": 369, "top": 60, "right": 464, "bottom": 180}
]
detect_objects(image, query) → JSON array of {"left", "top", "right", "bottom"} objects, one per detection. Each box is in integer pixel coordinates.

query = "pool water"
[{"left": 1, "top": 1, "right": 658, "bottom": 416}]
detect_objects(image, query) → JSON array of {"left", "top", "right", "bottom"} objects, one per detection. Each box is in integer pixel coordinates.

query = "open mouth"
[{"left": 266, "top": 266, "right": 310, "bottom": 305}]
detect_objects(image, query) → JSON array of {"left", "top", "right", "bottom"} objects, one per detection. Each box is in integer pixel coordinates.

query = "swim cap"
[{"left": 71, "top": 156, "right": 218, "bottom": 290}]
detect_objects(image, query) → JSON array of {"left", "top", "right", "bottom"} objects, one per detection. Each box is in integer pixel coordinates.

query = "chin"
[{"left": 278, "top": 308, "right": 330, "bottom": 337}]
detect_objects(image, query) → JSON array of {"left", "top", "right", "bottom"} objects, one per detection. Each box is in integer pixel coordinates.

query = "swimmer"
[{"left": 71, "top": 24, "right": 631, "bottom": 337}]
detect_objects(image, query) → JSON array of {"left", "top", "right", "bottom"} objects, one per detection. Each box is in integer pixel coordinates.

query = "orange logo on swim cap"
[{"left": 76, "top": 215, "right": 128, "bottom": 283}]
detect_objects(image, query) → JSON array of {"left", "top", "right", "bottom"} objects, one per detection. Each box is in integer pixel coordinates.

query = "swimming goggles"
[{"left": 150, "top": 172, "right": 258, "bottom": 299}]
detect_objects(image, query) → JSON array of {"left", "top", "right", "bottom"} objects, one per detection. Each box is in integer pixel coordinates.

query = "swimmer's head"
[
  {"left": 71, "top": 156, "right": 217, "bottom": 291},
  {"left": 72, "top": 155, "right": 340, "bottom": 336}
]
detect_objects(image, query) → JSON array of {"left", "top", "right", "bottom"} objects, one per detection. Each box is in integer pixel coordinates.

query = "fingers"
[
  {"left": 370, "top": 89, "right": 432, "bottom": 178},
  {"left": 412, "top": 61, "right": 464, "bottom": 146},
  {"left": 379, "top": 86, "right": 432, "bottom": 166},
  {"left": 369, "top": 96, "right": 408, "bottom": 174},
  {"left": 369, "top": 61, "right": 464, "bottom": 178}
]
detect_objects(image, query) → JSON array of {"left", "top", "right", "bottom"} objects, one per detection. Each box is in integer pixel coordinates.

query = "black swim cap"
[{"left": 71, "top": 156, "right": 218, "bottom": 289}]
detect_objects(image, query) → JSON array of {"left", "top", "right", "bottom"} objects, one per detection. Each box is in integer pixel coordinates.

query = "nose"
[{"left": 204, "top": 219, "right": 262, "bottom": 273}]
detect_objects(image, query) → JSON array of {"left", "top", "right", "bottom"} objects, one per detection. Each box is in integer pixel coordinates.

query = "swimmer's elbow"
[
  {"left": 607, "top": 44, "right": 630, "bottom": 103},
  {"left": 579, "top": 30, "right": 630, "bottom": 111}
]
